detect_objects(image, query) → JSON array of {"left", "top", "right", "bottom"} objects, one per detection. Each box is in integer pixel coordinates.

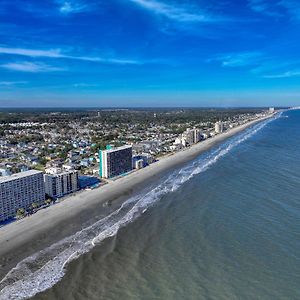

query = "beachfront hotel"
[
  {"left": 0, "top": 170, "right": 45, "bottom": 222},
  {"left": 44, "top": 169, "right": 79, "bottom": 199},
  {"left": 99, "top": 145, "right": 133, "bottom": 178},
  {"left": 215, "top": 121, "right": 224, "bottom": 134}
]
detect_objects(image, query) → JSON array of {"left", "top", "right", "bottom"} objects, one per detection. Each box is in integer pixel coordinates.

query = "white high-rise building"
[
  {"left": 174, "top": 128, "right": 201, "bottom": 148},
  {"left": 44, "top": 170, "right": 79, "bottom": 198},
  {"left": 182, "top": 128, "right": 201, "bottom": 146},
  {"left": 182, "top": 129, "right": 194, "bottom": 146},
  {"left": 192, "top": 128, "right": 201, "bottom": 143},
  {"left": 99, "top": 145, "right": 132, "bottom": 178},
  {"left": 215, "top": 121, "right": 224, "bottom": 134},
  {"left": 0, "top": 170, "right": 45, "bottom": 222}
]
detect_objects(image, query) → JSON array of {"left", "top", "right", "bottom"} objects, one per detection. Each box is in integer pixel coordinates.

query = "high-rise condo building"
[
  {"left": 215, "top": 121, "right": 224, "bottom": 134},
  {"left": 179, "top": 128, "right": 201, "bottom": 147},
  {"left": 44, "top": 169, "right": 79, "bottom": 198},
  {"left": 0, "top": 170, "right": 45, "bottom": 222},
  {"left": 99, "top": 145, "right": 133, "bottom": 178},
  {"left": 192, "top": 128, "right": 201, "bottom": 143}
]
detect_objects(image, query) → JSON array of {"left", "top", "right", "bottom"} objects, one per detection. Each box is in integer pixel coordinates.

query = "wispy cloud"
[
  {"left": 250, "top": 58, "right": 300, "bottom": 77},
  {"left": 128, "top": 0, "right": 218, "bottom": 23},
  {"left": 263, "top": 70, "right": 300, "bottom": 78},
  {"left": 248, "top": 0, "right": 300, "bottom": 20},
  {"left": 1, "top": 62, "right": 63, "bottom": 73},
  {"left": 248, "top": 0, "right": 283, "bottom": 17},
  {"left": 0, "top": 81, "right": 27, "bottom": 86},
  {"left": 279, "top": 0, "right": 300, "bottom": 21},
  {"left": 0, "top": 46, "right": 140, "bottom": 65},
  {"left": 57, "top": 0, "right": 91, "bottom": 14},
  {"left": 72, "top": 83, "right": 100, "bottom": 87},
  {"left": 0, "top": 47, "right": 62, "bottom": 58},
  {"left": 208, "top": 51, "right": 263, "bottom": 67},
  {"left": 212, "top": 51, "right": 300, "bottom": 79}
]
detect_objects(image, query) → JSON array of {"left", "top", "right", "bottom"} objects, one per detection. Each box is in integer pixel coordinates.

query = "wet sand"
[{"left": 0, "top": 115, "right": 273, "bottom": 280}]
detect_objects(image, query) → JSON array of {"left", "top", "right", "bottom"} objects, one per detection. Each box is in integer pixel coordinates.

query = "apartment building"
[
  {"left": 0, "top": 170, "right": 45, "bottom": 222},
  {"left": 99, "top": 145, "right": 132, "bottom": 178},
  {"left": 44, "top": 169, "right": 79, "bottom": 198}
]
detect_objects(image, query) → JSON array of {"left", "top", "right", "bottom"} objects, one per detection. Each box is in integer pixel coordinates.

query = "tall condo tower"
[{"left": 99, "top": 145, "right": 133, "bottom": 179}]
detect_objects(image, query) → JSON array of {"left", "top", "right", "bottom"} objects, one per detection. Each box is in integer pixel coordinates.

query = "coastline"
[{"left": 0, "top": 114, "right": 275, "bottom": 281}]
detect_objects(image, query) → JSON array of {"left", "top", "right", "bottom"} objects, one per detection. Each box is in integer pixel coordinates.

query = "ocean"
[{"left": 1, "top": 109, "right": 300, "bottom": 299}]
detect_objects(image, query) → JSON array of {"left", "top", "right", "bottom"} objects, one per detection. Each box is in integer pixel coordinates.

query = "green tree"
[
  {"left": 45, "top": 199, "right": 52, "bottom": 205},
  {"left": 31, "top": 202, "right": 39, "bottom": 210},
  {"left": 16, "top": 208, "right": 25, "bottom": 219}
]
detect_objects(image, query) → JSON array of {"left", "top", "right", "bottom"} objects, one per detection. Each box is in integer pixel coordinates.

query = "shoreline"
[{"left": 0, "top": 114, "right": 275, "bottom": 280}]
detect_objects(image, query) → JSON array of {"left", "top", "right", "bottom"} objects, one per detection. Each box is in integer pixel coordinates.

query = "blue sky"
[{"left": 0, "top": 0, "right": 300, "bottom": 107}]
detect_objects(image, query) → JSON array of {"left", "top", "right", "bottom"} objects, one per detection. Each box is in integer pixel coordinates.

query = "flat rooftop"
[
  {"left": 103, "top": 145, "right": 132, "bottom": 154},
  {"left": 0, "top": 170, "right": 43, "bottom": 184}
]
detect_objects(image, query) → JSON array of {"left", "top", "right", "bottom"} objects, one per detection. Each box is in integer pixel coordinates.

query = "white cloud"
[
  {"left": 248, "top": 0, "right": 282, "bottom": 17},
  {"left": 248, "top": 0, "right": 300, "bottom": 20},
  {"left": 0, "top": 81, "right": 27, "bottom": 86},
  {"left": 72, "top": 83, "right": 99, "bottom": 87},
  {"left": 0, "top": 47, "right": 62, "bottom": 58},
  {"left": 211, "top": 52, "right": 300, "bottom": 79},
  {"left": 1, "top": 62, "right": 63, "bottom": 73},
  {"left": 209, "top": 52, "right": 263, "bottom": 67},
  {"left": 57, "top": 1, "right": 90, "bottom": 14},
  {"left": 0, "top": 46, "right": 140, "bottom": 65},
  {"left": 263, "top": 70, "right": 300, "bottom": 78},
  {"left": 128, "top": 0, "right": 214, "bottom": 22}
]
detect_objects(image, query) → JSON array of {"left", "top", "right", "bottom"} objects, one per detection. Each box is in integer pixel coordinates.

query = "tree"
[
  {"left": 33, "top": 164, "right": 45, "bottom": 172},
  {"left": 44, "top": 199, "right": 52, "bottom": 206},
  {"left": 31, "top": 202, "right": 39, "bottom": 210},
  {"left": 16, "top": 208, "right": 25, "bottom": 219}
]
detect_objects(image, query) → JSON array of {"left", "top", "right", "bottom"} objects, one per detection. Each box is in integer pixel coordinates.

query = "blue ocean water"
[{"left": 1, "top": 110, "right": 300, "bottom": 300}]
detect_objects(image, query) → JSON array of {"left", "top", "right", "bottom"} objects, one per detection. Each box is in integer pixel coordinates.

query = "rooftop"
[
  {"left": 102, "top": 144, "right": 132, "bottom": 154},
  {"left": 0, "top": 170, "right": 43, "bottom": 184}
]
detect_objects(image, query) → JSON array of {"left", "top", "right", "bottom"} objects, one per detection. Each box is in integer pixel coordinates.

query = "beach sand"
[{"left": 0, "top": 115, "right": 273, "bottom": 280}]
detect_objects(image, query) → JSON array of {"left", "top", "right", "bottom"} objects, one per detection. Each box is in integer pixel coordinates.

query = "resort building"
[
  {"left": 99, "top": 145, "right": 133, "bottom": 178},
  {"left": 44, "top": 169, "right": 79, "bottom": 199},
  {"left": 215, "top": 121, "right": 224, "bottom": 134},
  {"left": 0, "top": 170, "right": 45, "bottom": 222},
  {"left": 191, "top": 128, "right": 201, "bottom": 143},
  {"left": 269, "top": 107, "right": 275, "bottom": 113},
  {"left": 173, "top": 128, "right": 201, "bottom": 148}
]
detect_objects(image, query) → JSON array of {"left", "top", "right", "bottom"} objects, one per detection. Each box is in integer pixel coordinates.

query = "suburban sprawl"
[{"left": 0, "top": 107, "right": 275, "bottom": 223}]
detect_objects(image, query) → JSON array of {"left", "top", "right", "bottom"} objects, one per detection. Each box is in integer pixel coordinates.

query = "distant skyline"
[{"left": 1, "top": 0, "right": 300, "bottom": 107}]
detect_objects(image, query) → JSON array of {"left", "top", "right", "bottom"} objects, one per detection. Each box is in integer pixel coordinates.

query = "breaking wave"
[{"left": 0, "top": 115, "right": 280, "bottom": 300}]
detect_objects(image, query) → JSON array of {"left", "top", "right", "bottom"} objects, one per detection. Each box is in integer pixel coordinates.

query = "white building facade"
[
  {"left": 44, "top": 170, "right": 79, "bottom": 198},
  {"left": 215, "top": 121, "right": 224, "bottom": 134},
  {"left": 173, "top": 128, "right": 201, "bottom": 148},
  {"left": 0, "top": 170, "right": 45, "bottom": 222}
]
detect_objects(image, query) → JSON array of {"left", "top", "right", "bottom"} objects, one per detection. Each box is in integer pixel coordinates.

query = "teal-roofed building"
[{"left": 99, "top": 145, "right": 132, "bottom": 179}]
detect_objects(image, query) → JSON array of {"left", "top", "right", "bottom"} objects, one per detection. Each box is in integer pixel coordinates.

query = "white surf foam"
[{"left": 0, "top": 115, "right": 280, "bottom": 300}]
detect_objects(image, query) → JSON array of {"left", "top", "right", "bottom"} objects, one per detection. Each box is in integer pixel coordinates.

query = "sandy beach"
[{"left": 0, "top": 114, "right": 274, "bottom": 280}]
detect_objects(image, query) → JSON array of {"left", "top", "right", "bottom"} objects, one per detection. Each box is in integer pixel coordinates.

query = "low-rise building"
[{"left": 132, "top": 156, "right": 145, "bottom": 169}]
